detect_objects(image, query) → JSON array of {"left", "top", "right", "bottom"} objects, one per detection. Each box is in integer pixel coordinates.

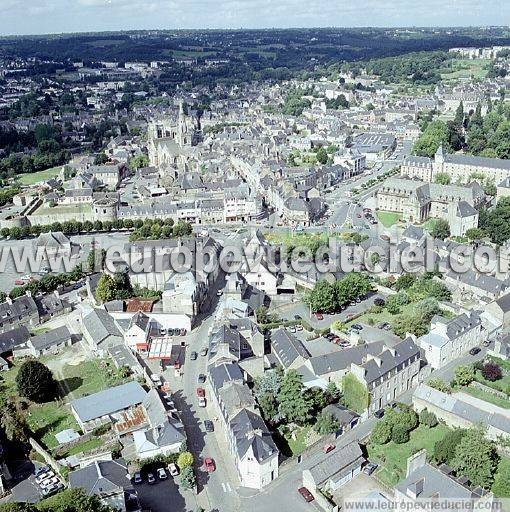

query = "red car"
[
  {"left": 314, "top": 313, "right": 324, "bottom": 320},
  {"left": 196, "top": 387, "right": 205, "bottom": 397},
  {"left": 323, "top": 444, "right": 336, "bottom": 454},
  {"left": 203, "top": 458, "right": 216, "bottom": 473},
  {"left": 298, "top": 487, "right": 314, "bottom": 502}
]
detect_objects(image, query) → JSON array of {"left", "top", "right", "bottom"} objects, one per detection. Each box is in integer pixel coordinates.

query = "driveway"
[{"left": 135, "top": 479, "right": 188, "bottom": 512}]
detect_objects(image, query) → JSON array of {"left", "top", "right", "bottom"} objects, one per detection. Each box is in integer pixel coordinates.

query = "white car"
[
  {"left": 36, "top": 471, "right": 54, "bottom": 484},
  {"left": 40, "top": 476, "right": 59, "bottom": 488},
  {"left": 157, "top": 468, "right": 168, "bottom": 480},
  {"left": 168, "top": 463, "right": 179, "bottom": 477},
  {"left": 198, "top": 396, "right": 207, "bottom": 407}
]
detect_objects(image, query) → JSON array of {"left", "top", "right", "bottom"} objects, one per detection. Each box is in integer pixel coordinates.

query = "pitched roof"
[
  {"left": 271, "top": 328, "right": 309, "bottom": 368},
  {"left": 71, "top": 381, "right": 147, "bottom": 423},
  {"left": 69, "top": 459, "right": 131, "bottom": 495}
]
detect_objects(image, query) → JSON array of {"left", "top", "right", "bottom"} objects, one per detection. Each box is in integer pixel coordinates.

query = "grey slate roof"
[
  {"left": 229, "top": 408, "right": 277, "bottom": 462},
  {"left": 209, "top": 363, "right": 244, "bottom": 391},
  {"left": 69, "top": 459, "right": 131, "bottom": 495},
  {"left": 362, "top": 339, "right": 420, "bottom": 385},
  {"left": 83, "top": 308, "right": 123, "bottom": 347},
  {"left": 307, "top": 441, "right": 364, "bottom": 486},
  {"left": 0, "top": 325, "right": 30, "bottom": 353},
  {"left": 30, "top": 325, "right": 72, "bottom": 351},
  {"left": 71, "top": 381, "right": 147, "bottom": 423},
  {"left": 271, "top": 328, "right": 309, "bottom": 368},
  {"left": 395, "top": 463, "right": 472, "bottom": 499}
]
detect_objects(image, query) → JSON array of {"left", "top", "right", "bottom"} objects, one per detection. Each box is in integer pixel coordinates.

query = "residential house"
[
  {"left": 0, "top": 294, "right": 39, "bottom": 334},
  {"left": 271, "top": 328, "right": 310, "bottom": 370},
  {"left": 418, "top": 311, "right": 483, "bottom": 369},
  {"left": 82, "top": 308, "right": 124, "bottom": 354},
  {"left": 208, "top": 363, "right": 279, "bottom": 489},
  {"left": 302, "top": 442, "right": 364, "bottom": 495},
  {"left": 69, "top": 459, "right": 140, "bottom": 512},
  {"left": 349, "top": 339, "right": 421, "bottom": 415}
]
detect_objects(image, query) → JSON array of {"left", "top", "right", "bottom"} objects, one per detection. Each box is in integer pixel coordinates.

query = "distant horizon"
[
  {"left": 1, "top": 25, "right": 510, "bottom": 39},
  {"left": 1, "top": 0, "right": 510, "bottom": 38}
]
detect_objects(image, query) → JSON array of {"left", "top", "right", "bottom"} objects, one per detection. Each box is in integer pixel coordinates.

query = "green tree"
[
  {"left": 413, "top": 120, "right": 451, "bottom": 157},
  {"left": 177, "top": 451, "right": 194, "bottom": 468},
  {"left": 129, "top": 154, "right": 149, "bottom": 169},
  {"left": 1, "top": 399, "right": 30, "bottom": 442},
  {"left": 392, "top": 424, "right": 410, "bottom": 444},
  {"left": 316, "top": 146, "right": 328, "bottom": 165},
  {"left": 278, "top": 370, "right": 312, "bottom": 425},
  {"left": 179, "top": 466, "right": 196, "bottom": 491},
  {"left": 371, "top": 420, "right": 392, "bottom": 445},
  {"left": 394, "top": 273, "right": 417, "bottom": 291},
  {"left": 433, "top": 428, "right": 466, "bottom": 464},
  {"left": 430, "top": 219, "right": 450, "bottom": 240},
  {"left": 16, "top": 360, "right": 57, "bottom": 403},
  {"left": 465, "top": 228, "right": 486, "bottom": 240},
  {"left": 454, "top": 365, "right": 475, "bottom": 386},
  {"left": 37, "top": 488, "right": 115, "bottom": 512},
  {"left": 314, "top": 411, "right": 339, "bottom": 435},
  {"left": 452, "top": 427, "right": 498, "bottom": 488},
  {"left": 95, "top": 274, "right": 117, "bottom": 303},
  {"left": 305, "top": 280, "right": 337, "bottom": 314},
  {"left": 172, "top": 220, "right": 193, "bottom": 237},
  {"left": 93, "top": 152, "right": 109, "bottom": 165},
  {"left": 434, "top": 172, "right": 451, "bottom": 185},
  {"left": 492, "top": 459, "right": 510, "bottom": 498}
]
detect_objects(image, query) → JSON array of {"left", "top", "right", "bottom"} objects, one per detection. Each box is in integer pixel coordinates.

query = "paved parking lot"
[{"left": 135, "top": 479, "right": 188, "bottom": 512}]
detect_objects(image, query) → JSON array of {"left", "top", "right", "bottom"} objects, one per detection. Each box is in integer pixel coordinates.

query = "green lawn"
[
  {"left": 286, "top": 426, "right": 312, "bottom": 456},
  {"left": 32, "top": 203, "right": 92, "bottom": 216},
  {"left": 58, "top": 358, "right": 126, "bottom": 399},
  {"left": 59, "top": 438, "right": 104, "bottom": 458},
  {"left": 440, "top": 58, "right": 491, "bottom": 81},
  {"left": 368, "top": 424, "right": 450, "bottom": 487},
  {"left": 376, "top": 211, "right": 401, "bottom": 228},
  {"left": 27, "top": 402, "right": 80, "bottom": 449},
  {"left": 17, "top": 167, "right": 62, "bottom": 186},
  {"left": 462, "top": 386, "right": 510, "bottom": 409}
]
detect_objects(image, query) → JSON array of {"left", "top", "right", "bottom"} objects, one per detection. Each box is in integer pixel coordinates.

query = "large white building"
[{"left": 418, "top": 311, "right": 483, "bottom": 369}]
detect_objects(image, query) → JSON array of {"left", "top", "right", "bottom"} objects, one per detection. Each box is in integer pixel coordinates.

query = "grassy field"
[
  {"left": 17, "top": 166, "right": 62, "bottom": 186},
  {"left": 376, "top": 211, "right": 401, "bottom": 228},
  {"left": 32, "top": 203, "right": 91, "bottom": 216},
  {"left": 441, "top": 58, "right": 491, "bottom": 81},
  {"left": 368, "top": 424, "right": 450, "bottom": 487},
  {"left": 462, "top": 386, "right": 510, "bottom": 409},
  {"left": 59, "top": 438, "right": 104, "bottom": 458},
  {"left": 27, "top": 402, "right": 80, "bottom": 449},
  {"left": 58, "top": 358, "right": 127, "bottom": 399},
  {"left": 286, "top": 426, "right": 313, "bottom": 456}
]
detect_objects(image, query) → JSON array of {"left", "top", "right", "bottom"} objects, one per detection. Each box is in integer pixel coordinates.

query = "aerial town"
[{"left": 1, "top": 21, "right": 510, "bottom": 512}]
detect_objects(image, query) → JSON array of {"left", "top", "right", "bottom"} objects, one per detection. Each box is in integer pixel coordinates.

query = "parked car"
[
  {"left": 294, "top": 315, "right": 302, "bottom": 320},
  {"left": 323, "top": 444, "right": 336, "bottom": 454},
  {"left": 147, "top": 473, "right": 156, "bottom": 485},
  {"left": 196, "top": 387, "right": 205, "bottom": 397},
  {"left": 363, "top": 462, "right": 379, "bottom": 475},
  {"left": 160, "top": 328, "right": 167, "bottom": 336},
  {"left": 198, "top": 397, "right": 207, "bottom": 407},
  {"left": 314, "top": 313, "right": 324, "bottom": 320},
  {"left": 198, "top": 374, "right": 206, "bottom": 384},
  {"left": 374, "top": 409, "right": 385, "bottom": 419},
  {"left": 168, "top": 463, "right": 179, "bottom": 477},
  {"left": 41, "top": 483, "right": 63, "bottom": 497},
  {"left": 34, "top": 466, "right": 49, "bottom": 477},
  {"left": 180, "top": 328, "right": 187, "bottom": 336},
  {"left": 482, "top": 339, "right": 491, "bottom": 347},
  {"left": 204, "top": 420, "right": 214, "bottom": 432},
  {"left": 203, "top": 458, "right": 216, "bottom": 473},
  {"left": 133, "top": 472, "right": 143, "bottom": 484},
  {"left": 36, "top": 471, "right": 54, "bottom": 484},
  {"left": 298, "top": 487, "right": 314, "bottom": 502},
  {"left": 157, "top": 468, "right": 167, "bottom": 480},
  {"left": 40, "top": 476, "right": 59, "bottom": 488},
  {"left": 469, "top": 347, "right": 481, "bottom": 355},
  {"left": 190, "top": 351, "right": 198, "bottom": 360},
  {"left": 200, "top": 347, "right": 208, "bottom": 356},
  {"left": 351, "top": 324, "right": 363, "bottom": 331}
]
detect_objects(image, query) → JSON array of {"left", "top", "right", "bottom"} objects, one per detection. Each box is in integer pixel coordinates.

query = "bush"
[
  {"left": 392, "top": 424, "right": 410, "bottom": 444},
  {"left": 373, "top": 297, "right": 386, "bottom": 307},
  {"left": 482, "top": 362, "right": 502, "bottom": 382},
  {"left": 177, "top": 451, "right": 194, "bottom": 469},
  {"left": 371, "top": 420, "right": 392, "bottom": 445},
  {"left": 419, "top": 408, "right": 438, "bottom": 428}
]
